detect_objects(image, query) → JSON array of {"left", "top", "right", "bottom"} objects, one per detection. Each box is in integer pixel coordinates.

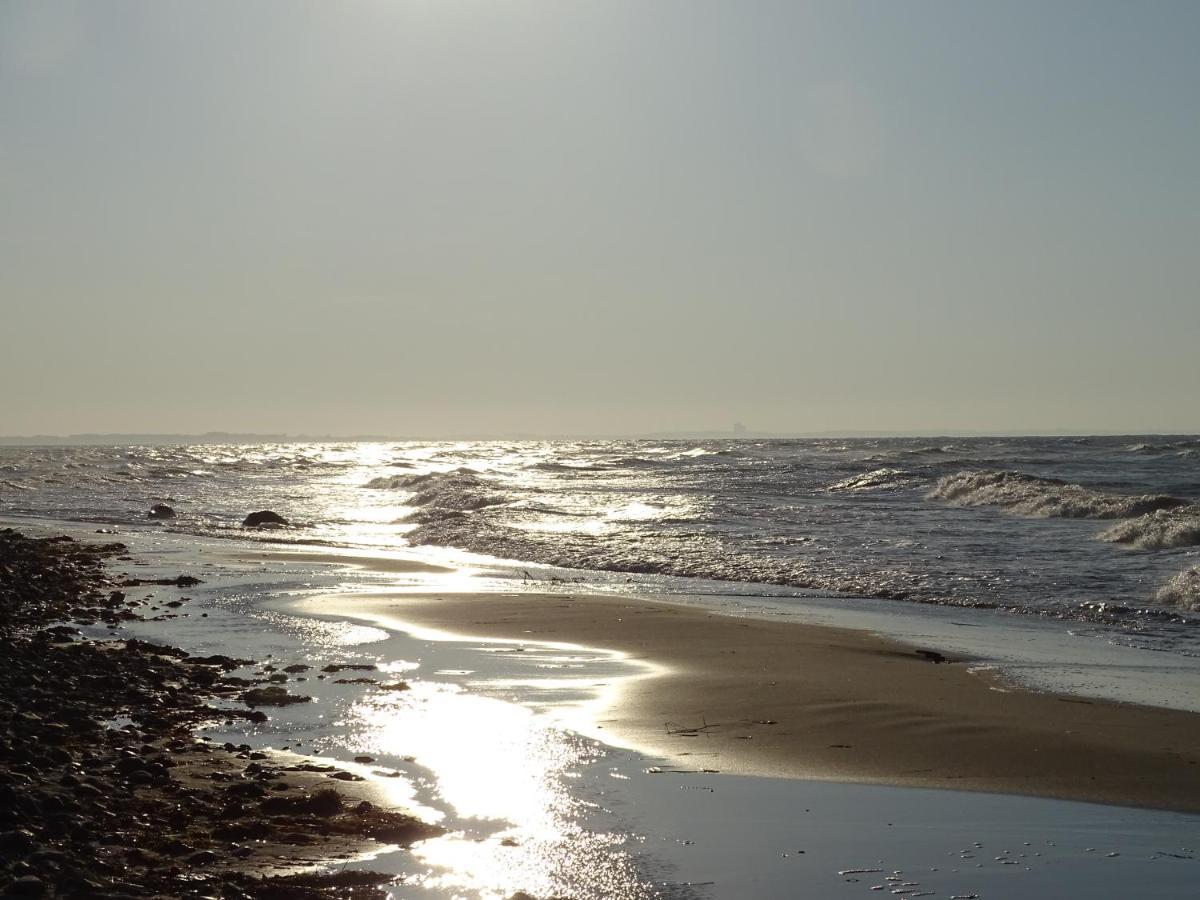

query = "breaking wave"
[
  {"left": 928, "top": 470, "right": 1187, "bottom": 520},
  {"left": 1155, "top": 566, "right": 1200, "bottom": 612},
  {"left": 366, "top": 468, "right": 479, "bottom": 490},
  {"left": 366, "top": 468, "right": 509, "bottom": 515},
  {"left": 1099, "top": 508, "right": 1200, "bottom": 550}
]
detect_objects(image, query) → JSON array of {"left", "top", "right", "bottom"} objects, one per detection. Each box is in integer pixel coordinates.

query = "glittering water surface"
[{"left": 3, "top": 437, "right": 1198, "bottom": 652}]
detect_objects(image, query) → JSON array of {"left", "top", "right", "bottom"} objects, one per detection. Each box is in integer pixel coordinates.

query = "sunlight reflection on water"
[
  {"left": 241, "top": 592, "right": 661, "bottom": 898},
  {"left": 347, "top": 681, "right": 655, "bottom": 899}
]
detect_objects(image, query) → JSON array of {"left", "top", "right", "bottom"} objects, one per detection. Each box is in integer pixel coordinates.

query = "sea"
[
  {"left": 2, "top": 435, "right": 1198, "bottom": 656},
  {"left": 4, "top": 435, "right": 1200, "bottom": 898}
]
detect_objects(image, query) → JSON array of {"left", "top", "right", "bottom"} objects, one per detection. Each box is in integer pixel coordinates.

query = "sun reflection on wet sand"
[
  {"left": 289, "top": 594, "right": 662, "bottom": 899},
  {"left": 343, "top": 668, "right": 655, "bottom": 898}
]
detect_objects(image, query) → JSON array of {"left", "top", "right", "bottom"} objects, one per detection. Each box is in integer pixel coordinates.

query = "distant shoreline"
[{"left": 3, "top": 430, "right": 1199, "bottom": 446}]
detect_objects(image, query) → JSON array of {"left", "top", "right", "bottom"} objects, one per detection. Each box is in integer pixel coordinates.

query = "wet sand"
[
  {"left": 247, "top": 550, "right": 453, "bottom": 573},
  {"left": 320, "top": 590, "right": 1200, "bottom": 813}
]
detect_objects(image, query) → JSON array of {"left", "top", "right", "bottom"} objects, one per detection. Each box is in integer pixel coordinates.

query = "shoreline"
[
  {"left": 0, "top": 529, "right": 441, "bottom": 899},
  {"left": 310, "top": 589, "right": 1200, "bottom": 813}
]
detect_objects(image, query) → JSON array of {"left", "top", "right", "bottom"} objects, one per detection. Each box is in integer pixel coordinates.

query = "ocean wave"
[
  {"left": 403, "top": 516, "right": 929, "bottom": 601},
  {"left": 1155, "top": 566, "right": 1200, "bottom": 612},
  {"left": 928, "top": 470, "right": 1187, "bottom": 519},
  {"left": 611, "top": 455, "right": 676, "bottom": 469},
  {"left": 366, "top": 467, "right": 508, "bottom": 516},
  {"left": 1099, "top": 508, "right": 1200, "bottom": 550},
  {"left": 1126, "top": 439, "right": 1200, "bottom": 455},
  {"left": 664, "top": 447, "right": 736, "bottom": 461},
  {"left": 365, "top": 467, "right": 481, "bottom": 491},
  {"left": 366, "top": 474, "right": 418, "bottom": 490},
  {"left": 532, "top": 460, "right": 609, "bottom": 473},
  {"left": 827, "top": 468, "right": 916, "bottom": 493}
]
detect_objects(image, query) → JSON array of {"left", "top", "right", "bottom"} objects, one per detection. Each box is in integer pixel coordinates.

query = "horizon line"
[{"left": 1, "top": 428, "right": 1198, "bottom": 445}]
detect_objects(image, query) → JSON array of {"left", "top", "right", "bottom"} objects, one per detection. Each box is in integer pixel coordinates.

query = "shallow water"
[{"left": 91, "top": 527, "right": 1198, "bottom": 900}]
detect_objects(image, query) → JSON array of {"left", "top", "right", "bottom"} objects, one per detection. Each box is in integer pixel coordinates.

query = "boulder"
[
  {"left": 147, "top": 504, "right": 175, "bottom": 520},
  {"left": 242, "top": 511, "right": 288, "bottom": 528}
]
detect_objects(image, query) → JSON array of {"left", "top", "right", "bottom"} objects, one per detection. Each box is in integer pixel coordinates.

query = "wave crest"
[
  {"left": 1099, "top": 508, "right": 1200, "bottom": 550},
  {"left": 1126, "top": 439, "right": 1200, "bottom": 455},
  {"left": 1155, "top": 566, "right": 1200, "bottom": 612},
  {"left": 365, "top": 467, "right": 481, "bottom": 491},
  {"left": 828, "top": 468, "right": 915, "bottom": 493},
  {"left": 928, "top": 470, "right": 1187, "bottom": 519},
  {"left": 367, "top": 467, "right": 508, "bottom": 517}
]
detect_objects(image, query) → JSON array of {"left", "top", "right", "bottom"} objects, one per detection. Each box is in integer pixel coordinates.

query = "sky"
[{"left": 2, "top": 1, "right": 1198, "bottom": 437}]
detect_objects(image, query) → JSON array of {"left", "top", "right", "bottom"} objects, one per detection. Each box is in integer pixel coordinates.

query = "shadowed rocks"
[
  {"left": 242, "top": 511, "right": 289, "bottom": 528},
  {"left": 0, "top": 529, "right": 440, "bottom": 899}
]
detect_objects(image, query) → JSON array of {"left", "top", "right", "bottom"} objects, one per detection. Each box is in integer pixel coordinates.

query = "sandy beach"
[{"left": 317, "top": 589, "right": 1200, "bottom": 813}]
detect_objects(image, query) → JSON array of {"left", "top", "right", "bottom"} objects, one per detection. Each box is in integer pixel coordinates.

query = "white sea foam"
[
  {"left": 1099, "top": 508, "right": 1200, "bottom": 549},
  {"left": 1155, "top": 565, "right": 1200, "bottom": 612},
  {"left": 928, "top": 470, "right": 1187, "bottom": 520},
  {"left": 828, "top": 468, "right": 915, "bottom": 493}
]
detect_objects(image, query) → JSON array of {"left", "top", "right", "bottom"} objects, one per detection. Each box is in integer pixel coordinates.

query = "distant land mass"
[{"left": 0, "top": 429, "right": 1196, "bottom": 445}]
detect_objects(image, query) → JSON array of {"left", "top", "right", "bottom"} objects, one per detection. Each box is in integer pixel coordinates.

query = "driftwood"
[{"left": 664, "top": 716, "right": 714, "bottom": 736}]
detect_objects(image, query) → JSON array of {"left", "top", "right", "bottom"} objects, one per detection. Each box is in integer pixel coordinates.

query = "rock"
[
  {"left": 241, "top": 511, "right": 288, "bottom": 528},
  {"left": 115, "top": 756, "right": 147, "bottom": 775},
  {"left": 224, "top": 783, "right": 267, "bottom": 800},
  {"left": 242, "top": 687, "right": 311, "bottom": 707},
  {"left": 371, "top": 821, "right": 429, "bottom": 845},
  {"left": 0, "top": 829, "right": 35, "bottom": 853},
  {"left": 147, "top": 504, "right": 175, "bottom": 520},
  {"left": 3, "top": 876, "right": 46, "bottom": 897},
  {"left": 261, "top": 789, "right": 343, "bottom": 818},
  {"left": 916, "top": 649, "right": 949, "bottom": 664}
]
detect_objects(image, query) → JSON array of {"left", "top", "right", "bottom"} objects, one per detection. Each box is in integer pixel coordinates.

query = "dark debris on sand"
[{"left": 0, "top": 529, "right": 442, "bottom": 899}]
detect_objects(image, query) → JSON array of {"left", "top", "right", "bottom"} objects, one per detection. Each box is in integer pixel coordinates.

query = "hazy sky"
[{"left": 3, "top": 1, "right": 1198, "bottom": 437}]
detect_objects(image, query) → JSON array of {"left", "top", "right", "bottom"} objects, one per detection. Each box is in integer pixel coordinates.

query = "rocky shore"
[{"left": 0, "top": 529, "right": 441, "bottom": 899}]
